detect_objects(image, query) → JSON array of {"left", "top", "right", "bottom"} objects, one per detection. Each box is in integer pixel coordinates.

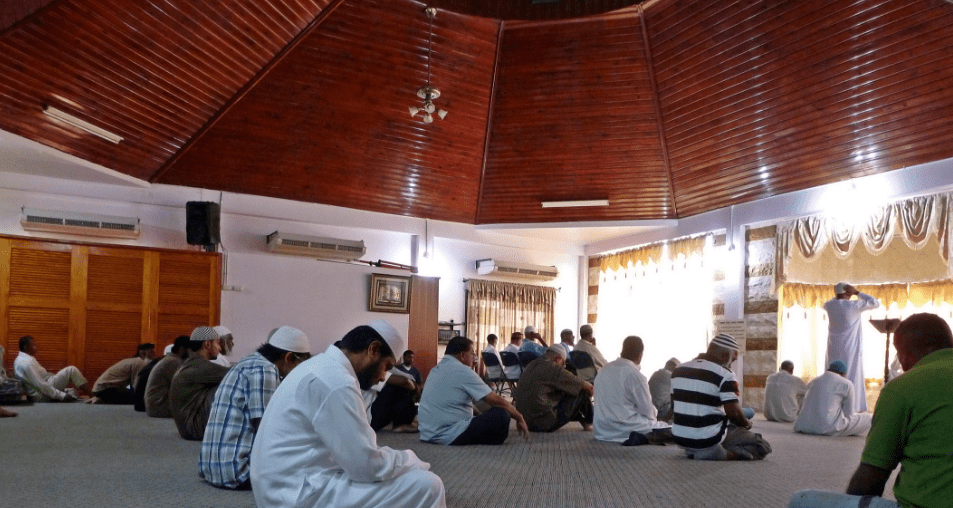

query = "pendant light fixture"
[{"left": 409, "top": 7, "right": 447, "bottom": 124}]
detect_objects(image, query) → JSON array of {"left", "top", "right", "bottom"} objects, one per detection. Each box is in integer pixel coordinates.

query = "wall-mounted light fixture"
[
  {"left": 541, "top": 199, "right": 610, "bottom": 208},
  {"left": 43, "top": 105, "right": 123, "bottom": 144}
]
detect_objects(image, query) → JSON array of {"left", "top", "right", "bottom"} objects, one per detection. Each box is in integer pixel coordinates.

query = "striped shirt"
[
  {"left": 671, "top": 357, "right": 739, "bottom": 449},
  {"left": 198, "top": 352, "right": 279, "bottom": 488}
]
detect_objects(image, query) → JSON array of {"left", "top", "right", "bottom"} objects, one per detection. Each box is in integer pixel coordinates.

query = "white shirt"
[
  {"left": 503, "top": 343, "right": 521, "bottom": 379},
  {"left": 14, "top": 351, "right": 66, "bottom": 400},
  {"left": 793, "top": 371, "right": 856, "bottom": 435},
  {"left": 251, "top": 345, "right": 430, "bottom": 507},
  {"left": 763, "top": 370, "right": 807, "bottom": 422},
  {"left": 593, "top": 358, "right": 670, "bottom": 443},
  {"left": 211, "top": 355, "right": 231, "bottom": 368},
  {"left": 824, "top": 292, "right": 879, "bottom": 412}
]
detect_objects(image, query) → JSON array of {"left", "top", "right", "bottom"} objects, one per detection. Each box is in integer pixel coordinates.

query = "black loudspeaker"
[{"left": 186, "top": 201, "right": 220, "bottom": 248}]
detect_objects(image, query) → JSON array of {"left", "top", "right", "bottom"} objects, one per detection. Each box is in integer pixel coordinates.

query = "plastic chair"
[
  {"left": 517, "top": 351, "right": 538, "bottom": 369},
  {"left": 569, "top": 350, "right": 597, "bottom": 383},
  {"left": 481, "top": 352, "right": 508, "bottom": 396},
  {"left": 500, "top": 351, "right": 522, "bottom": 387}
]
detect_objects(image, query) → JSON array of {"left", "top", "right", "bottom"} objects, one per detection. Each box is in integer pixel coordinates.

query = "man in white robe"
[
  {"left": 763, "top": 360, "right": 807, "bottom": 422},
  {"left": 794, "top": 360, "right": 871, "bottom": 437},
  {"left": 824, "top": 282, "right": 880, "bottom": 412},
  {"left": 13, "top": 335, "right": 88, "bottom": 401},
  {"left": 251, "top": 320, "right": 445, "bottom": 508},
  {"left": 594, "top": 336, "right": 672, "bottom": 444}
]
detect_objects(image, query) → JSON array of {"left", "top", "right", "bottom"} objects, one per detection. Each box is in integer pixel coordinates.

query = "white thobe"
[
  {"left": 502, "top": 344, "right": 521, "bottom": 380},
  {"left": 824, "top": 292, "right": 879, "bottom": 412},
  {"left": 763, "top": 370, "right": 807, "bottom": 422},
  {"left": 593, "top": 358, "right": 670, "bottom": 443},
  {"left": 251, "top": 345, "right": 445, "bottom": 508},
  {"left": 793, "top": 371, "right": 871, "bottom": 437},
  {"left": 13, "top": 352, "right": 87, "bottom": 401}
]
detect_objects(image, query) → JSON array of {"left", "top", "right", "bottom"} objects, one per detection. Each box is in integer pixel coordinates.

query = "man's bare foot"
[
  {"left": 582, "top": 423, "right": 593, "bottom": 432},
  {"left": 392, "top": 423, "right": 419, "bottom": 433},
  {"left": 0, "top": 407, "right": 17, "bottom": 417}
]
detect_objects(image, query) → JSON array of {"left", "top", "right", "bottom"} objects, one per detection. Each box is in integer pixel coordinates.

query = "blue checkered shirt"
[{"left": 198, "top": 352, "right": 279, "bottom": 488}]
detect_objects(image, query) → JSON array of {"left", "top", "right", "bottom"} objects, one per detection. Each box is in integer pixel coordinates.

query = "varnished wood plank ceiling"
[{"left": 1, "top": 0, "right": 952, "bottom": 225}]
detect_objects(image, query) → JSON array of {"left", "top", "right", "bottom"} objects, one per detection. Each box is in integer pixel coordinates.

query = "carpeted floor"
[{"left": 0, "top": 403, "right": 897, "bottom": 507}]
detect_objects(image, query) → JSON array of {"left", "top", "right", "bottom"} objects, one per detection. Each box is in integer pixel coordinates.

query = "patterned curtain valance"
[
  {"left": 779, "top": 280, "right": 953, "bottom": 309},
  {"left": 465, "top": 278, "right": 556, "bottom": 306},
  {"left": 599, "top": 235, "right": 707, "bottom": 273},
  {"left": 778, "top": 192, "right": 953, "bottom": 284}
]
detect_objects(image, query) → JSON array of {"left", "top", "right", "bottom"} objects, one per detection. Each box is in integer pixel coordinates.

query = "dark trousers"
[
  {"left": 450, "top": 407, "right": 511, "bottom": 446},
  {"left": 370, "top": 385, "right": 417, "bottom": 431},
  {"left": 94, "top": 387, "right": 135, "bottom": 404},
  {"left": 545, "top": 392, "right": 594, "bottom": 432}
]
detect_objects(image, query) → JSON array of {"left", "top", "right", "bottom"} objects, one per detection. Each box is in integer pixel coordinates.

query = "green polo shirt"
[{"left": 861, "top": 348, "right": 953, "bottom": 508}]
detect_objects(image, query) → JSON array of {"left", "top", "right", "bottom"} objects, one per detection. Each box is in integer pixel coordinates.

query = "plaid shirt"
[{"left": 198, "top": 352, "right": 279, "bottom": 488}]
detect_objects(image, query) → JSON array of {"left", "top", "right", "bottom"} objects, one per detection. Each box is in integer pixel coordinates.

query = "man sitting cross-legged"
[
  {"left": 144, "top": 335, "right": 191, "bottom": 417},
  {"left": 199, "top": 326, "right": 311, "bottom": 490},
  {"left": 671, "top": 333, "right": 771, "bottom": 461},
  {"left": 419, "top": 336, "right": 528, "bottom": 445},
  {"left": 251, "top": 320, "right": 446, "bottom": 508},
  {"left": 790, "top": 313, "right": 953, "bottom": 508},
  {"left": 514, "top": 345, "right": 594, "bottom": 432},
  {"left": 594, "top": 336, "right": 672, "bottom": 445},
  {"left": 14, "top": 335, "right": 89, "bottom": 402},
  {"left": 793, "top": 360, "right": 871, "bottom": 437},
  {"left": 170, "top": 326, "right": 230, "bottom": 440},
  {"left": 763, "top": 360, "right": 807, "bottom": 422}
]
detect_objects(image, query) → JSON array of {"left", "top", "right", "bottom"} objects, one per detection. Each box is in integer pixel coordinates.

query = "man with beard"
[{"left": 251, "top": 320, "right": 445, "bottom": 508}]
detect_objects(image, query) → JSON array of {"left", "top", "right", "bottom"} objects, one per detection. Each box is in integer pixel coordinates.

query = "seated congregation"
[{"left": 4, "top": 312, "right": 951, "bottom": 508}]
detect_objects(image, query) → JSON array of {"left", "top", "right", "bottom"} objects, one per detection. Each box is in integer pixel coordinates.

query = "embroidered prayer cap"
[
  {"left": 213, "top": 326, "right": 232, "bottom": 337},
  {"left": 367, "top": 319, "right": 405, "bottom": 359},
  {"left": 190, "top": 326, "right": 220, "bottom": 342},
  {"left": 834, "top": 282, "right": 848, "bottom": 295},
  {"left": 710, "top": 333, "right": 740, "bottom": 352},
  {"left": 163, "top": 344, "right": 174, "bottom": 355},
  {"left": 828, "top": 360, "right": 848, "bottom": 374},
  {"left": 524, "top": 325, "right": 537, "bottom": 335},
  {"left": 546, "top": 345, "right": 567, "bottom": 360},
  {"left": 268, "top": 326, "right": 310, "bottom": 354}
]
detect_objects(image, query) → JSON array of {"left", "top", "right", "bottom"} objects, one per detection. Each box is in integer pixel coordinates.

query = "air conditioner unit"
[
  {"left": 20, "top": 207, "right": 140, "bottom": 239},
  {"left": 266, "top": 231, "right": 366, "bottom": 261},
  {"left": 475, "top": 258, "right": 558, "bottom": 281}
]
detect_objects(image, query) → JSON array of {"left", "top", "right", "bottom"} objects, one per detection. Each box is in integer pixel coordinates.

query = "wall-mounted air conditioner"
[
  {"left": 266, "top": 231, "right": 366, "bottom": 261},
  {"left": 20, "top": 207, "right": 140, "bottom": 239},
  {"left": 475, "top": 258, "right": 558, "bottom": 281}
]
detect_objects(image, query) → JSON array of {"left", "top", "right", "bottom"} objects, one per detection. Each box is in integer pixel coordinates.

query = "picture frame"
[{"left": 369, "top": 273, "right": 412, "bottom": 314}]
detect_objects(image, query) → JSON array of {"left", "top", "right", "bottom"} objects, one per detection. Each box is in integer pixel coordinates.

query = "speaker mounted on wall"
[{"left": 186, "top": 201, "right": 221, "bottom": 252}]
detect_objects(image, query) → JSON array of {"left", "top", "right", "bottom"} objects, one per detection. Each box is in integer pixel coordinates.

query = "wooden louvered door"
[{"left": 0, "top": 235, "right": 220, "bottom": 383}]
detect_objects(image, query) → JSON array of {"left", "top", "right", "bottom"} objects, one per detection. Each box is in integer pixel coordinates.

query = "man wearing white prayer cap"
[
  {"left": 211, "top": 325, "right": 234, "bottom": 367},
  {"left": 200, "top": 326, "right": 312, "bottom": 489},
  {"left": 824, "top": 282, "right": 880, "bottom": 412},
  {"left": 169, "top": 326, "right": 229, "bottom": 440},
  {"left": 252, "top": 320, "right": 446, "bottom": 508}
]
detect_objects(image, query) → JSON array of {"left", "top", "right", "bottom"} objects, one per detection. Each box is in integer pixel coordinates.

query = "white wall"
[{"left": 0, "top": 171, "right": 582, "bottom": 361}]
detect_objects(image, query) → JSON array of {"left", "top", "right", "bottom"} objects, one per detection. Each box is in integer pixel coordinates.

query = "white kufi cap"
[
  {"left": 367, "top": 319, "right": 406, "bottom": 357},
  {"left": 268, "top": 326, "right": 310, "bottom": 354}
]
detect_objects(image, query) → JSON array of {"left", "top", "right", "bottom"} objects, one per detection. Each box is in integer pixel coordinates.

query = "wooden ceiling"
[{"left": 1, "top": 0, "right": 952, "bottom": 225}]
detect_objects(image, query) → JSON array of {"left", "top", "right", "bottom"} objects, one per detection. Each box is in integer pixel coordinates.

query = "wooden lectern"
[{"left": 869, "top": 318, "right": 901, "bottom": 385}]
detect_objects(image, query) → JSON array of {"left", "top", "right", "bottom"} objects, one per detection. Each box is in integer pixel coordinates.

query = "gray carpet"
[{"left": 0, "top": 403, "right": 897, "bottom": 507}]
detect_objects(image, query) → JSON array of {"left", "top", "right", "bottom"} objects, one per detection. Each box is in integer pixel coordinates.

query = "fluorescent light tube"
[
  {"left": 43, "top": 105, "right": 123, "bottom": 144},
  {"left": 541, "top": 199, "right": 610, "bottom": 208}
]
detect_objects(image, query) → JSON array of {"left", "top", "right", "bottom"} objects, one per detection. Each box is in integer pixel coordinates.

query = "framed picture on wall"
[{"left": 369, "top": 273, "right": 412, "bottom": 314}]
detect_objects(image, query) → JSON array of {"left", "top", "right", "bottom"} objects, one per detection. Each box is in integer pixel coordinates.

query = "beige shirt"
[
  {"left": 763, "top": 370, "right": 807, "bottom": 422},
  {"left": 92, "top": 357, "right": 148, "bottom": 393},
  {"left": 574, "top": 339, "right": 608, "bottom": 370}
]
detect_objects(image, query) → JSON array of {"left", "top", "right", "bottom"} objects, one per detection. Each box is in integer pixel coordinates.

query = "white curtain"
[{"left": 596, "top": 238, "right": 714, "bottom": 374}]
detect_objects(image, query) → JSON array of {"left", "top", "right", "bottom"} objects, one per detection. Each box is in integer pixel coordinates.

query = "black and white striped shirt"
[{"left": 671, "top": 358, "right": 739, "bottom": 449}]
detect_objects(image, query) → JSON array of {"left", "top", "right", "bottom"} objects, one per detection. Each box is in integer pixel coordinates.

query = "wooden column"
[{"left": 408, "top": 275, "right": 439, "bottom": 382}]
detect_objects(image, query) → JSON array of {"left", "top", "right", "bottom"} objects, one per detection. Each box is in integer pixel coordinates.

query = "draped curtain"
[
  {"left": 595, "top": 235, "right": 714, "bottom": 373},
  {"left": 465, "top": 279, "right": 555, "bottom": 370},
  {"left": 776, "top": 191, "right": 953, "bottom": 382}
]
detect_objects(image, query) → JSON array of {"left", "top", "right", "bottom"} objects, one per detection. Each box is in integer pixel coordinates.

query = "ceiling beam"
[
  {"left": 475, "top": 19, "right": 505, "bottom": 224},
  {"left": 639, "top": 4, "right": 676, "bottom": 219}
]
